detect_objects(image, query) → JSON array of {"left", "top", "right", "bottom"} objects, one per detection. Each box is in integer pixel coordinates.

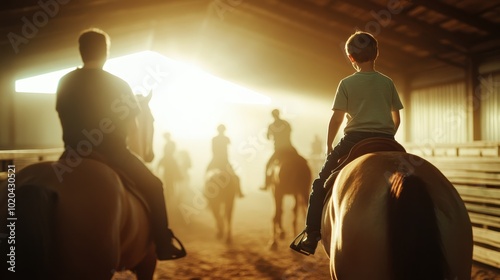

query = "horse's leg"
[
  {"left": 133, "top": 248, "right": 157, "bottom": 280},
  {"left": 270, "top": 192, "right": 283, "bottom": 250},
  {"left": 212, "top": 203, "right": 224, "bottom": 239},
  {"left": 292, "top": 194, "right": 299, "bottom": 236},
  {"left": 277, "top": 194, "right": 286, "bottom": 240},
  {"left": 225, "top": 197, "right": 235, "bottom": 244}
]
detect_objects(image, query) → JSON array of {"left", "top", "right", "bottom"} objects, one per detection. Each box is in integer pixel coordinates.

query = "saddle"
[{"left": 323, "top": 137, "right": 406, "bottom": 202}]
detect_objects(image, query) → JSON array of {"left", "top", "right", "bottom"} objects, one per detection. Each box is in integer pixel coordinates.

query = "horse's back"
[
  {"left": 27, "top": 160, "right": 128, "bottom": 274},
  {"left": 204, "top": 168, "right": 239, "bottom": 202},
  {"left": 325, "top": 152, "right": 472, "bottom": 280},
  {"left": 3, "top": 159, "right": 152, "bottom": 278}
]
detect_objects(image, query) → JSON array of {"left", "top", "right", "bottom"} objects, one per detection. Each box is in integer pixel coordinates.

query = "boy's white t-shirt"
[{"left": 332, "top": 71, "right": 404, "bottom": 135}]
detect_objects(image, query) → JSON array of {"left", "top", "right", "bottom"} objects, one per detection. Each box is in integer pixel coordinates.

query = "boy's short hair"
[
  {"left": 78, "top": 28, "right": 110, "bottom": 63},
  {"left": 345, "top": 31, "right": 378, "bottom": 63}
]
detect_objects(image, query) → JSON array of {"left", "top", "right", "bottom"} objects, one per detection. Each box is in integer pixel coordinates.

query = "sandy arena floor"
[{"left": 113, "top": 190, "right": 500, "bottom": 280}]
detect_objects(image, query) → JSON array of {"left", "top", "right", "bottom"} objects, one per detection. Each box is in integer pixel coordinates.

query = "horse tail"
[
  {"left": 388, "top": 173, "right": 449, "bottom": 280},
  {"left": 1, "top": 185, "right": 57, "bottom": 279}
]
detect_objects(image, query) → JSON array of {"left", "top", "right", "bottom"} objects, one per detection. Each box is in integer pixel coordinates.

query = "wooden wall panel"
[
  {"left": 480, "top": 72, "right": 500, "bottom": 141},
  {"left": 410, "top": 82, "right": 467, "bottom": 144}
]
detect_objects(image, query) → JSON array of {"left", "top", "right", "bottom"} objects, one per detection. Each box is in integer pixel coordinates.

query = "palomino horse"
[
  {"left": 204, "top": 167, "right": 240, "bottom": 244},
  {"left": 268, "top": 151, "right": 312, "bottom": 250},
  {"left": 0, "top": 93, "right": 164, "bottom": 280},
  {"left": 129, "top": 91, "right": 155, "bottom": 163},
  {"left": 321, "top": 151, "right": 473, "bottom": 280}
]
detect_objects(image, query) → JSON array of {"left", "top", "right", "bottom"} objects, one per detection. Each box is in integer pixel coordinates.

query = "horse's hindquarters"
[
  {"left": 118, "top": 188, "right": 155, "bottom": 268},
  {"left": 53, "top": 160, "right": 135, "bottom": 277},
  {"left": 4, "top": 160, "right": 155, "bottom": 279},
  {"left": 324, "top": 152, "right": 473, "bottom": 280}
]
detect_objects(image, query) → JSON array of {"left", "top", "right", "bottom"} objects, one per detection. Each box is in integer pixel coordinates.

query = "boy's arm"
[
  {"left": 392, "top": 110, "right": 401, "bottom": 133},
  {"left": 326, "top": 110, "right": 345, "bottom": 154}
]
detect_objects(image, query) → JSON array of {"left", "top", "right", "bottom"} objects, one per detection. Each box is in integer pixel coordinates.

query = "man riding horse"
[
  {"left": 206, "top": 124, "right": 244, "bottom": 198},
  {"left": 56, "top": 28, "right": 185, "bottom": 261},
  {"left": 261, "top": 109, "right": 298, "bottom": 190}
]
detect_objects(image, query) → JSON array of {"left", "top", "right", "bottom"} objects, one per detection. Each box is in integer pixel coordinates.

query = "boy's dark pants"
[{"left": 305, "top": 132, "right": 395, "bottom": 232}]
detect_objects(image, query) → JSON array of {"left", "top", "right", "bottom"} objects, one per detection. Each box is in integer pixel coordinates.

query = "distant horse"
[
  {"left": 157, "top": 151, "right": 182, "bottom": 205},
  {"left": 268, "top": 152, "right": 312, "bottom": 250},
  {"left": 0, "top": 93, "right": 163, "bottom": 280},
  {"left": 321, "top": 151, "right": 473, "bottom": 280},
  {"left": 204, "top": 168, "right": 240, "bottom": 244},
  {"left": 129, "top": 91, "right": 155, "bottom": 163}
]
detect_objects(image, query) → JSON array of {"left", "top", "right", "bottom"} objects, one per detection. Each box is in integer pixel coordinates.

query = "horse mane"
[{"left": 388, "top": 173, "right": 449, "bottom": 280}]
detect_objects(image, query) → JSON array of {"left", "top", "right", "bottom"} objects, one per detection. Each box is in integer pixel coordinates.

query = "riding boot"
[
  {"left": 151, "top": 206, "right": 186, "bottom": 260},
  {"left": 290, "top": 178, "right": 326, "bottom": 255},
  {"left": 235, "top": 175, "right": 244, "bottom": 198},
  {"left": 260, "top": 174, "right": 271, "bottom": 191},
  {"left": 261, "top": 156, "right": 275, "bottom": 190},
  {"left": 145, "top": 177, "right": 186, "bottom": 260}
]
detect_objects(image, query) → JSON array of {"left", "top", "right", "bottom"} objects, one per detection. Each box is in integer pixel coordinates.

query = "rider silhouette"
[
  {"left": 56, "top": 28, "right": 186, "bottom": 261},
  {"left": 207, "top": 124, "right": 244, "bottom": 198},
  {"left": 157, "top": 132, "right": 182, "bottom": 199},
  {"left": 261, "top": 109, "right": 297, "bottom": 190}
]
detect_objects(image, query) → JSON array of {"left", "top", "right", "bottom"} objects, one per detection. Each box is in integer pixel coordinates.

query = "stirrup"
[
  {"left": 289, "top": 229, "right": 312, "bottom": 256},
  {"left": 159, "top": 230, "right": 187, "bottom": 260},
  {"left": 167, "top": 234, "right": 187, "bottom": 260}
]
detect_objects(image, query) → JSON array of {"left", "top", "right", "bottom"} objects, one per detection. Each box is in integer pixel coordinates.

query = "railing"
[
  {"left": 405, "top": 142, "right": 500, "bottom": 269},
  {"left": 0, "top": 148, "right": 63, "bottom": 180}
]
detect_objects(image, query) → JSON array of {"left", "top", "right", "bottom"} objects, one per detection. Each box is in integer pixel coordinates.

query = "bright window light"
[
  {"left": 15, "top": 51, "right": 272, "bottom": 140},
  {"left": 15, "top": 68, "right": 73, "bottom": 94},
  {"left": 14, "top": 50, "right": 271, "bottom": 105}
]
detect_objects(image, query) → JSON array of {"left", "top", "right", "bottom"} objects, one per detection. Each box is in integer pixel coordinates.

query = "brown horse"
[
  {"left": 321, "top": 152, "right": 473, "bottom": 280},
  {"left": 268, "top": 152, "right": 312, "bottom": 250},
  {"left": 0, "top": 93, "right": 161, "bottom": 280},
  {"left": 204, "top": 167, "right": 240, "bottom": 244}
]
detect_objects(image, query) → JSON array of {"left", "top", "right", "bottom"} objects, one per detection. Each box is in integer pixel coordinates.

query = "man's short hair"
[
  {"left": 217, "top": 124, "right": 226, "bottom": 133},
  {"left": 78, "top": 28, "right": 110, "bottom": 63},
  {"left": 345, "top": 31, "right": 378, "bottom": 63}
]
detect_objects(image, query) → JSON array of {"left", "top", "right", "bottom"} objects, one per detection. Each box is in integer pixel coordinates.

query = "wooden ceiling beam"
[
  {"left": 346, "top": 0, "right": 469, "bottom": 52},
  {"left": 239, "top": 1, "right": 418, "bottom": 72},
  {"left": 416, "top": 1, "right": 500, "bottom": 36},
  {"left": 271, "top": 0, "right": 463, "bottom": 69}
]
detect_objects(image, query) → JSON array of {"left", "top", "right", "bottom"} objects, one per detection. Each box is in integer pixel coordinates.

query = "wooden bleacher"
[{"left": 405, "top": 142, "right": 500, "bottom": 269}]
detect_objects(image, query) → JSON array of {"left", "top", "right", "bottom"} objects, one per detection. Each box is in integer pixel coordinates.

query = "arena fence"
[{"left": 0, "top": 148, "right": 63, "bottom": 181}]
